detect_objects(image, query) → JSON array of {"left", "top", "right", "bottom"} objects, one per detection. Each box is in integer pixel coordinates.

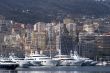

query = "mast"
[
  {"left": 48, "top": 23, "right": 52, "bottom": 58},
  {"left": 75, "top": 26, "right": 80, "bottom": 54},
  {"left": 58, "top": 22, "right": 62, "bottom": 55}
]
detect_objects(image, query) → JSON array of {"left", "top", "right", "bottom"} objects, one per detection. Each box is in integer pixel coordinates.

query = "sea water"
[{"left": 1, "top": 66, "right": 110, "bottom": 73}]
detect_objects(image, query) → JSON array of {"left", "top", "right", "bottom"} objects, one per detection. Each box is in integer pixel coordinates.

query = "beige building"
[
  {"left": 63, "top": 18, "right": 74, "bottom": 24},
  {"left": 4, "top": 28, "right": 21, "bottom": 47},
  {"left": 34, "top": 22, "right": 46, "bottom": 32},
  {"left": 31, "top": 31, "right": 47, "bottom": 50}
]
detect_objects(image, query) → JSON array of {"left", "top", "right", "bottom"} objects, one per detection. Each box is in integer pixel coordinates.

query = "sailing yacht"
[
  {"left": 53, "top": 22, "right": 83, "bottom": 66},
  {"left": 70, "top": 29, "right": 98, "bottom": 66},
  {"left": 53, "top": 49, "right": 83, "bottom": 66},
  {"left": 53, "top": 49, "right": 73, "bottom": 66},
  {"left": 25, "top": 23, "right": 58, "bottom": 66}
]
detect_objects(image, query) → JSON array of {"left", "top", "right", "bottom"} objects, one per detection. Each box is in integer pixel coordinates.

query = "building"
[
  {"left": 34, "top": 22, "right": 46, "bottom": 32},
  {"left": 56, "top": 23, "right": 73, "bottom": 55},
  {"left": 32, "top": 22, "right": 47, "bottom": 51},
  {"left": 79, "top": 32, "right": 97, "bottom": 59},
  {"left": 63, "top": 18, "right": 74, "bottom": 24},
  {"left": 96, "top": 34, "right": 110, "bottom": 59},
  {"left": 32, "top": 31, "right": 47, "bottom": 51}
]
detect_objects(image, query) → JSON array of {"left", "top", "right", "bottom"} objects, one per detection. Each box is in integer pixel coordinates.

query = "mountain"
[{"left": 0, "top": 0, "right": 110, "bottom": 24}]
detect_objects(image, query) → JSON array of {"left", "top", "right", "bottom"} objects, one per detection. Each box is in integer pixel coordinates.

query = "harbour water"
[{"left": 1, "top": 66, "right": 110, "bottom": 73}]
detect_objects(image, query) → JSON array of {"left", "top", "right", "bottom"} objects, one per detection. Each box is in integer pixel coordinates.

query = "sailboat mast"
[
  {"left": 75, "top": 27, "right": 80, "bottom": 54},
  {"left": 48, "top": 23, "right": 52, "bottom": 58},
  {"left": 58, "top": 22, "right": 61, "bottom": 55}
]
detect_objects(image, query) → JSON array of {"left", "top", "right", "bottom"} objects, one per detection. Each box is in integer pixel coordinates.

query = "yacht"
[
  {"left": 70, "top": 50, "right": 97, "bottom": 66},
  {"left": 53, "top": 54, "right": 73, "bottom": 66},
  {"left": 25, "top": 54, "right": 41, "bottom": 66},
  {"left": 26, "top": 51, "right": 58, "bottom": 66},
  {"left": 53, "top": 49, "right": 83, "bottom": 66},
  {"left": 53, "top": 55, "right": 83, "bottom": 66},
  {"left": 9, "top": 53, "right": 30, "bottom": 68},
  {"left": 53, "top": 22, "right": 83, "bottom": 66},
  {"left": 0, "top": 60, "right": 19, "bottom": 70},
  {"left": 0, "top": 56, "right": 18, "bottom": 70}
]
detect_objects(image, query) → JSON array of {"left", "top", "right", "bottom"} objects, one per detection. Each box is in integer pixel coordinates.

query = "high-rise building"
[
  {"left": 32, "top": 22, "right": 47, "bottom": 51},
  {"left": 79, "top": 33, "right": 97, "bottom": 59},
  {"left": 56, "top": 23, "right": 73, "bottom": 55},
  {"left": 96, "top": 34, "right": 110, "bottom": 57}
]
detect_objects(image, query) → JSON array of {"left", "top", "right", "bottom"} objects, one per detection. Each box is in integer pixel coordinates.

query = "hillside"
[{"left": 0, "top": 0, "right": 110, "bottom": 24}]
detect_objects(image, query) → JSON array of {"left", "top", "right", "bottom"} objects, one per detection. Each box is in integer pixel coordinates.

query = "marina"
[
  {"left": 0, "top": 50, "right": 109, "bottom": 70},
  {"left": 0, "top": 0, "right": 110, "bottom": 72},
  {"left": 0, "top": 15, "right": 110, "bottom": 70}
]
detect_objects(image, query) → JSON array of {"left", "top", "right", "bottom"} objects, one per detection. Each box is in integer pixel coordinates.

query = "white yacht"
[
  {"left": 53, "top": 49, "right": 83, "bottom": 66},
  {"left": 26, "top": 51, "right": 58, "bottom": 66},
  {"left": 0, "top": 56, "right": 19, "bottom": 70},
  {"left": 70, "top": 50, "right": 97, "bottom": 66},
  {"left": 53, "top": 22, "right": 83, "bottom": 66},
  {"left": 0, "top": 60, "right": 19, "bottom": 70},
  {"left": 9, "top": 53, "right": 30, "bottom": 68},
  {"left": 53, "top": 54, "right": 73, "bottom": 66},
  {"left": 25, "top": 54, "right": 41, "bottom": 66}
]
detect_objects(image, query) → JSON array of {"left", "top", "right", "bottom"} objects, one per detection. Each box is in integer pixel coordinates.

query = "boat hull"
[
  {"left": 29, "top": 61, "right": 41, "bottom": 66},
  {"left": 17, "top": 61, "right": 30, "bottom": 68},
  {"left": 58, "top": 60, "right": 83, "bottom": 66},
  {"left": 0, "top": 63, "right": 19, "bottom": 70},
  {"left": 70, "top": 60, "right": 84, "bottom": 66},
  {"left": 81, "top": 61, "right": 97, "bottom": 66},
  {"left": 40, "top": 60, "right": 58, "bottom": 66}
]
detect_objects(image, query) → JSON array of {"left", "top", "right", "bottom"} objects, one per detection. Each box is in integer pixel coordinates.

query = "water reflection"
[
  {"left": 17, "top": 71, "right": 89, "bottom": 73},
  {"left": 0, "top": 70, "right": 17, "bottom": 73},
  {"left": 17, "top": 71, "right": 110, "bottom": 73},
  {"left": 1, "top": 66, "right": 110, "bottom": 73},
  {"left": 0, "top": 70, "right": 109, "bottom": 73},
  {"left": 16, "top": 66, "right": 110, "bottom": 71},
  {"left": 16, "top": 66, "right": 110, "bottom": 73}
]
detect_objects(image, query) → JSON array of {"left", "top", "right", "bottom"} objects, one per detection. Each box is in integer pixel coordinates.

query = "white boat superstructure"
[
  {"left": 25, "top": 55, "right": 41, "bottom": 66},
  {"left": 27, "top": 51, "right": 58, "bottom": 66},
  {"left": 70, "top": 50, "right": 88, "bottom": 60},
  {"left": 0, "top": 61, "right": 19, "bottom": 70},
  {"left": 0, "top": 55, "right": 19, "bottom": 69},
  {"left": 53, "top": 54, "right": 73, "bottom": 66},
  {"left": 53, "top": 49, "right": 83, "bottom": 66},
  {"left": 9, "top": 53, "right": 30, "bottom": 68},
  {"left": 53, "top": 22, "right": 80, "bottom": 66},
  {"left": 70, "top": 50, "right": 97, "bottom": 66}
]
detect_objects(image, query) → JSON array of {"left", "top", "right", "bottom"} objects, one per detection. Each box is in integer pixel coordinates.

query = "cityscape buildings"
[{"left": 0, "top": 15, "right": 110, "bottom": 60}]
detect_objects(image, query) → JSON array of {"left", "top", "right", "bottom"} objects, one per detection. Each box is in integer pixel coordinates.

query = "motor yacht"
[
  {"left": 27, "top": 51, "right": 58, "bottom": 66},
  {"left": 0, "top": 55, "right": 18, "bottom": 70},
  {"left": 9, "top": 53, "right": 30, "bottom": 68},
  {"left": 53, "top": 49, "right": 83, "bottom": 66},
  {"left": 70, "top": 50, "right": 97, "bottom": 66}
]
